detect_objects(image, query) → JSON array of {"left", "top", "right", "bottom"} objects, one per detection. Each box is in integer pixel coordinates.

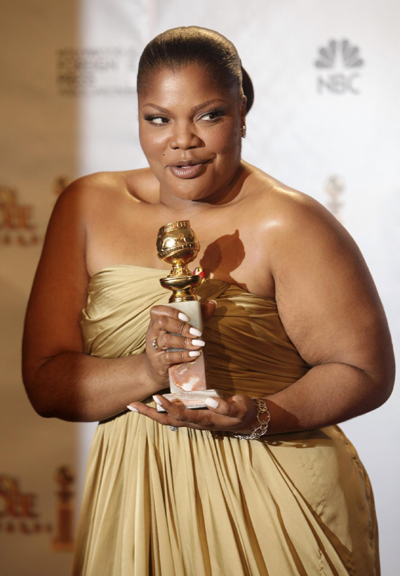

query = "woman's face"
[{"left": 138, "top": 63, "right": 246, "bottom": 205}]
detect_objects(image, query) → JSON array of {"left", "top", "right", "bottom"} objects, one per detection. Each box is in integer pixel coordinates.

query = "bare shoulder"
[
  {"left": 58, "top": 168, "right": 156, "bottom": 205},
  {"left": 242, "top": 164, "right": 383, "bottom": 308},
  {"left": 57, "top": 171, "right": 131, "bottom": 208},
  {"left": 245, "top": 165, "right": 332, "bottom": 221},
  {"left": 52, "top": 168, "right": 159, "bottom": 230},
  {"left": 243, "top": 165, "right": 349, "bottom": 251}
]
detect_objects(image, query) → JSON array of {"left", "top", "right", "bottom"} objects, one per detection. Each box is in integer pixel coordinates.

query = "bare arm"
[
  {"left": 22, "top": 181, "right": 152, "bottom": 422},
  {"left": 22, "top": 180, "right": 203, "bottom": 422},
  {"left": 263, "top": 194, "right": 395, "bottom": 433}
]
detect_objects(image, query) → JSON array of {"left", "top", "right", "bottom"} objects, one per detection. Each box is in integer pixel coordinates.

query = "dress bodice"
[{"left": 81, "top": 265, "right": 309, "bottom": 397}]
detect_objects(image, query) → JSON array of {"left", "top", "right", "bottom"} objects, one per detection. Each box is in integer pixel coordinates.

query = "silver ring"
[
  {"left": 169, "top": 426, "right": 178, "bottom": 432},
  {"left": 152, "top": 338, "right": 159, "bottom": 351}
]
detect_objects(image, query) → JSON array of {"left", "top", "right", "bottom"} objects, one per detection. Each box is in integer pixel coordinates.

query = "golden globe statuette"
[{"left": 156, "top": 221, "right": 220, "bottom": 410}]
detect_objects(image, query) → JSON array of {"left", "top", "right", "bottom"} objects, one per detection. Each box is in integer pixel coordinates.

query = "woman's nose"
[{"left": 169, "top": 122, "right": 202, "bottom": 150}]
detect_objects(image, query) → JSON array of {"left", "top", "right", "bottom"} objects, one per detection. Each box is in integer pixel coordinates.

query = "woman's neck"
[{"left": 158, "top": 161, "right": 249, "bottom": 215}]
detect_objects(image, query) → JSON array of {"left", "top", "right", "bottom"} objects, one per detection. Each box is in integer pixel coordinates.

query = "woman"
[{"left": 22, "top": 26, "right": 394, "bottom": 575}]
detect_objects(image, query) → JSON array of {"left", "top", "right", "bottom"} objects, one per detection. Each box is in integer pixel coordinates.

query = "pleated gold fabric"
[{"left": 73, "top": 265, "right": 380, "bottom": 576}]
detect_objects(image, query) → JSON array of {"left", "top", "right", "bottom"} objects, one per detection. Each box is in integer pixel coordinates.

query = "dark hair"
[{"left": 137, "top": 26, "right": 254, "bottom": 114}]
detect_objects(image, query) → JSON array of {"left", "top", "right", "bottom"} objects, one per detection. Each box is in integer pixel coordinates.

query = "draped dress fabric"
[{"left": 72, "top": 265, "right": 379, "bottom": 576}]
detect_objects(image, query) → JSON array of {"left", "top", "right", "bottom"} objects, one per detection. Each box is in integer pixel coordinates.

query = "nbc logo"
[{"left": 314, "top": 39, "right": 364, "bottom": 94}]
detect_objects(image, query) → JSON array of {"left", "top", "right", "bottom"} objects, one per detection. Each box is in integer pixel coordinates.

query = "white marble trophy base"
[
  {"left": 156, "top": 389, "right": 222, "bottom": 412},
  {"left": 156, "top": 299, "right": 218, "bottom": 411}
]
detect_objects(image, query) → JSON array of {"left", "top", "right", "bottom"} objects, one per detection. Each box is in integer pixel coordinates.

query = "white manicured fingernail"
[
  {"left": 153, "top": 395, "right": 162, "bottom": 405},
  {"left": 127, "top": 405, "right": 138, "bottom": 412},
  {"left": 205, "top": 397, "right": 219, "bottom": 409},
  {"left": 192, "top": 339, "right": 205, "bottom": 347},
  {"left": 178, "top": 312, "right": 189, "bottom": 322},
  {"left": 189, "top": 350, "right": 201, "bottom": 357},
  {"left": 189, "top": 327, "right": 202, "bottom": 337}
]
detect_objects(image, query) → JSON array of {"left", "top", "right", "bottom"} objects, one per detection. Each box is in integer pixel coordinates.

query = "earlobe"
[{"left": 240, "top": 96, "right": 247, "bottom": 138}]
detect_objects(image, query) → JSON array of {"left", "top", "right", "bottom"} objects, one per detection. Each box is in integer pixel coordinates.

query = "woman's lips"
[{"left": 168, "top": 162, "right": 208, "bottom": 179}]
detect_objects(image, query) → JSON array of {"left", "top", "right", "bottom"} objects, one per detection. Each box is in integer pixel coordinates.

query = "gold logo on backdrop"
[
  {"left": 0, "top": 466, "right": 75, "bottom": 548},
  {"left": 0, "top": 186, "right": 40, "bottom": 246},
  {"left": 0, "top": 177, "right": 71, "bottom": 246},
  {"left": 326, "top": 175, "right": 345, "bottom": 223},
  {"left": 0, "top": 474, "right": 52, "bottom": 535}
]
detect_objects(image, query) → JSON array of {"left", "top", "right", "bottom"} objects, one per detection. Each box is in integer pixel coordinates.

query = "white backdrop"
[
  {"left": 78, "top": 1, "right": 400, "bottom": 574},
  {"left": 1, "top": 1, "right": 398, "bottom": 574}
]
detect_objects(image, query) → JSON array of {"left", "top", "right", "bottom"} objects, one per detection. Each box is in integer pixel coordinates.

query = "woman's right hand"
[{"left": 143, "top": 305, "right": 209, "bottom": 389}]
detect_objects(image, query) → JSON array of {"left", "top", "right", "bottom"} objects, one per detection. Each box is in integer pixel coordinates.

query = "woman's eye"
[
  {"left": 200, "top": 110, "right": 224, "bottom": 122},
  {"left": 144, "top": 116, "right": 169, "bottom": 125}
]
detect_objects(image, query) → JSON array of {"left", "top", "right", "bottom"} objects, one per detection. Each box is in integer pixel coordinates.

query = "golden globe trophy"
[{"left": 156, "top": 221, "right": 220, "bottom": 410}]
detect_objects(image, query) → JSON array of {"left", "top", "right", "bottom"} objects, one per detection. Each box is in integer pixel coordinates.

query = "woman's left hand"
[{"left": 127, "top": 394, "right": 259, "bottom": 434}]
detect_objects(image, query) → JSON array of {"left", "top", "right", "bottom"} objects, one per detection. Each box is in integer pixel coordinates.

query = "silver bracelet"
[{"left": 233, "top": 398, "right": 271, "bottom": 441}]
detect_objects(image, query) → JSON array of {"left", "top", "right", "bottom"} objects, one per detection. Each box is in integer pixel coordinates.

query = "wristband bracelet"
[{"left": 233, "top": 398, "right": 271, "bottom": 441}]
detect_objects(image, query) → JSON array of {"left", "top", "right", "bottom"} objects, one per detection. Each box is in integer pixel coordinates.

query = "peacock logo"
[
  {"left": 315, "top": 40, "right": 364, "bottom": 69},
  {"left": 314, "top": 39, "right": 365, "bottom": 94}
]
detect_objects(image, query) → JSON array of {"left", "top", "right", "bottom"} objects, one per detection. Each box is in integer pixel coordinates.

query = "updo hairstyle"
[{"left": 137, "top": 26, "right": 254, "bottom": 114}]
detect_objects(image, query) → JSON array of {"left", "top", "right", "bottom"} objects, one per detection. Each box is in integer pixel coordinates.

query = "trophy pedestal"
[
  {"left": 156, "top": 389, "right": 222, "bottom": 412},
  {"left": 157, "top": 300, "right": 220, "bottom": 410}
]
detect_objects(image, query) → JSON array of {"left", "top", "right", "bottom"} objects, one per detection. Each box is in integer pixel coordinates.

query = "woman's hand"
[
  {"left": 143, "top": 301, "right": 216, "bottom": 389},
  {"left": 127, "top": 394, "right": 259, "bottom": 434}
]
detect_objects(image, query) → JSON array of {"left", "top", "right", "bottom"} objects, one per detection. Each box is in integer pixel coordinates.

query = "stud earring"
[{"left": 241, "top": 125, "right": 247, "bottom": 139}]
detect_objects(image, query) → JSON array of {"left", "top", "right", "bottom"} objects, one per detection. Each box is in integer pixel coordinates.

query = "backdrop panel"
[
  {"left": 0, "top": 1, "right": 80, "bottom": 575},
  {"left": 1, "top": 1, "right": 398, "bottom": 575}
]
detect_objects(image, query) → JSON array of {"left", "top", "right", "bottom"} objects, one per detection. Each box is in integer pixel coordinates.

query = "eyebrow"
[{"left": 141, "top": 99, "right": 229, "bottom": 115}]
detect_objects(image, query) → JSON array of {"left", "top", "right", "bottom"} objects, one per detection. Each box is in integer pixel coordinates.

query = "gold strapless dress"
[{"left": 72, "top": 266, "right": 379, "bottom": 576}]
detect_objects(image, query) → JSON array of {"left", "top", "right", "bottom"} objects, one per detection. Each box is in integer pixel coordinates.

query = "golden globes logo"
[
  {"left": 0, "top": 177, "right": 71, "bottom": 246},
  {"left": 0, "top": 474, "right": 52, "bottom": 535},
  {"left": 0, "top": 186, "right": 40, "bottom": 246},
  {"left": 315, "top": 40, "right": 364, "bottom": 94},
  {"left": 0, "top": 467, "right": 75, "bottom": 549},
  {"left": 326, "top": 175, "right": 345, "bottom": 223}
]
